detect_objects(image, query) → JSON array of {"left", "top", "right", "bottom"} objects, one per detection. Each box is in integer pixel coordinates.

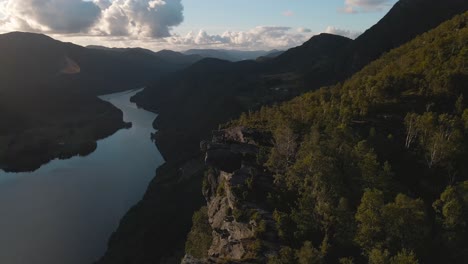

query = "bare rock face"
[
  {"left": 207, "top": 171, "right": 256, "bottom": 261},
  {"left": 182, "top": 127, "right": 278, "bottom": 264}
]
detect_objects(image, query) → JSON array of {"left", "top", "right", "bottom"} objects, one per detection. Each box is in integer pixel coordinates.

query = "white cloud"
[
  {"left": 94, "top": 0, "right": 184, "bottom": 38},
  {"left": 45, "top": 25, "right": 314, "bottom": 52},
  {"left": 1, "top": 0, "right": 101, "bottom": 33},
  {"left": 324, "top": 26, "right": 362, "bottom": 39},
  {"left": 0, "top": 0, "right": 318, "bottom": 50},
  {"left": 0, "top": 0, "right": 184, "bottom": 37},
  {"left": 341, "top": 0, "right": 394, "bottom": 14},
  {"left": 166, "top": 26, "right": 313, "bottom": 50},
  {"left": 0, "top": 1, "right": 7, "bottom": 18}
]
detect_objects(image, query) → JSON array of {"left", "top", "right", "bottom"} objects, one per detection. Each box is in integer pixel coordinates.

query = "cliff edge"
[{"left": 183, "top": 127, "right": 279, "bottom": 263}]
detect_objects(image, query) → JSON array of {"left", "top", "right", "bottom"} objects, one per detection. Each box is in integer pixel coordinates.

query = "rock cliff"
[{"left": 183, "top": 127, "right": 279, "bottom": 263}]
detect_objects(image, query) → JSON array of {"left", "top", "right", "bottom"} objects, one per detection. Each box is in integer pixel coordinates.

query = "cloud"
[
  {"left": 0, "top": 0, "right": 313, "bottom": 51},
  {"left": 0, "top": 0, "right": 184, "bottom": 37},
  {"left": 1, "top": 0, "right": 101, "bottom": 33},
  {"left": 52, "top": 25, "right": 314, "bottom": 51},
  {"left": 0, "top": 0, "right": 320, "bottom": 50},
  {"left": 166, "top": 26, "right": 313, "bottom": 50},
  {"left": 94, "top": 0, "right": 184, "bottom": 38},
  {"left": 297, "top": 27, "right": 312, "bottom": 33},
  {"left": 324, "top": 26, "right": 362, "bottom": 39},
  {"left": 340, "top": 0, "right": 394, "bottom": 14}
]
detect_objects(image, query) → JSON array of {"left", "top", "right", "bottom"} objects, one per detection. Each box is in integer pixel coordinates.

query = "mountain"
[
  {"left": 98, "top": 1, "right": 468, "bottom": 263},
  {"left": 264, "top": 49, "right": 284, "bottom": 58},
  {"left": 131, "top": 57, "right": 266, "bottom": 161},
  {"left": 131, "top": 34, "right": 354, "bottom": 164},
  {"left": 266, "top": 0, "right": 468, "bottom": 84},
  {"left": 339, "top": 0, "right": 468, "bottom": 76},
  {"left": 256, "top": 49, "right": 285, "bottom": 62},
  {"left": 270, "top": 33, "right": 352, "bottom": 71},
  {"left": 87, "top": 45, "right": 203, "bottom": 67},
  {"left": 183, "top": 49, "right": 275, "bottom": 62},
  {"left": 0, "top": 32, "right": 67, "bottom": 88},
  {"left": 131, "top": 34, "right": 354, "bottom": 162},
  {"left": 184, "top": 11, "right": 468, "bottom": 263},
  {"left": 133, "top": 0, "right": 468, "bottom": 163},
  {"left": 0, "top": 32, "right": 200, "bottom": 95},
  {"left": 154, "top": 49, "right": 204, "bottom": 66},
  {"left": 267, "top": 33, "right": 353, "bottom": 88},
  {"left": 0, "top": 32, "right": 200, "bottom": 172}
]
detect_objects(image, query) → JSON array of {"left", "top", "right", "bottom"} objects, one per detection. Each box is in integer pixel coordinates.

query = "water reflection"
[{"left": 0, "top": 89, "right": 164, "bottom": 264}]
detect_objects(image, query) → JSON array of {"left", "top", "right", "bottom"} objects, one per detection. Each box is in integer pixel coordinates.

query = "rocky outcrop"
[
  {"left": 202, "top": 128, "right": 263, "bottom": 170},
  {"left": 183, "top": 127, "right": 278, "bottom": 264}
]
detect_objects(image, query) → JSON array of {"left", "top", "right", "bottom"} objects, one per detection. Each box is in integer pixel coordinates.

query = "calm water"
[{"left": 0, "top": 89, "right": 164, "bottom": 264}]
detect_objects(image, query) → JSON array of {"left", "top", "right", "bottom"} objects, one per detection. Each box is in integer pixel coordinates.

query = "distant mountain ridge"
[
  {"left": 87, "top": 45, "right": 203, "bottom": 67},
  {"left": 0, "top": 32, "right": 203, "bottom": 95},
  {"left": 183, "top": 49, "right": 282, "bottom": 62}
]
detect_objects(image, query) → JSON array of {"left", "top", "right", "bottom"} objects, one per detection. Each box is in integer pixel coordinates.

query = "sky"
[{"left": 0, "top": 0, "right": 398, "bottom": 51}]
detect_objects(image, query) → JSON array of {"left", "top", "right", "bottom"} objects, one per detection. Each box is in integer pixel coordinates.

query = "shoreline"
[{"left": 0, "top": 94, "right": 131, "bottom": 173}]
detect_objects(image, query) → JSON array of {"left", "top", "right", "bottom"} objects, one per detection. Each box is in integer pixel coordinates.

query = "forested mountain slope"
[
  {"left": 187, "top": 11, "right": 468, "bottom": 263},
  {"left": 133, "top": 0, "right": 468, "bottom": 164},
  {"left": 272, "top": 0, "right": 468, "bottom": 84},
  {"left": 342, "top": 0, "right": 468, "bottom": 76}
]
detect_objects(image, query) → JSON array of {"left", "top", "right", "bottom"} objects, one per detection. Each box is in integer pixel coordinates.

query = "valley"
[
  {"left": 0, "top": 89, "right": 164, "bottom": 264},
  {"left": 99, "top": 1, "right": 468, "bottom": 263},
  {"left": 0, "top": 0, "right": 467, "bottom": 263}
]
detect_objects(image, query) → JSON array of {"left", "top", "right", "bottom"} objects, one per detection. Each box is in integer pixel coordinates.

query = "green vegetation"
[
  {"left": 355, "top": 191, "right": 427, "bottom": 255},
  {"left": 432, "top": 181, "right": 468, "bottom": 260},
  {"left": 296, "top": 241, "right": 324, "bottom": 264},
  {"left": 227, "top": 12, "right": 468, "bottom": 263},
  {"left": 185, "top": 206, "right": 213, "bottom": 259}
]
